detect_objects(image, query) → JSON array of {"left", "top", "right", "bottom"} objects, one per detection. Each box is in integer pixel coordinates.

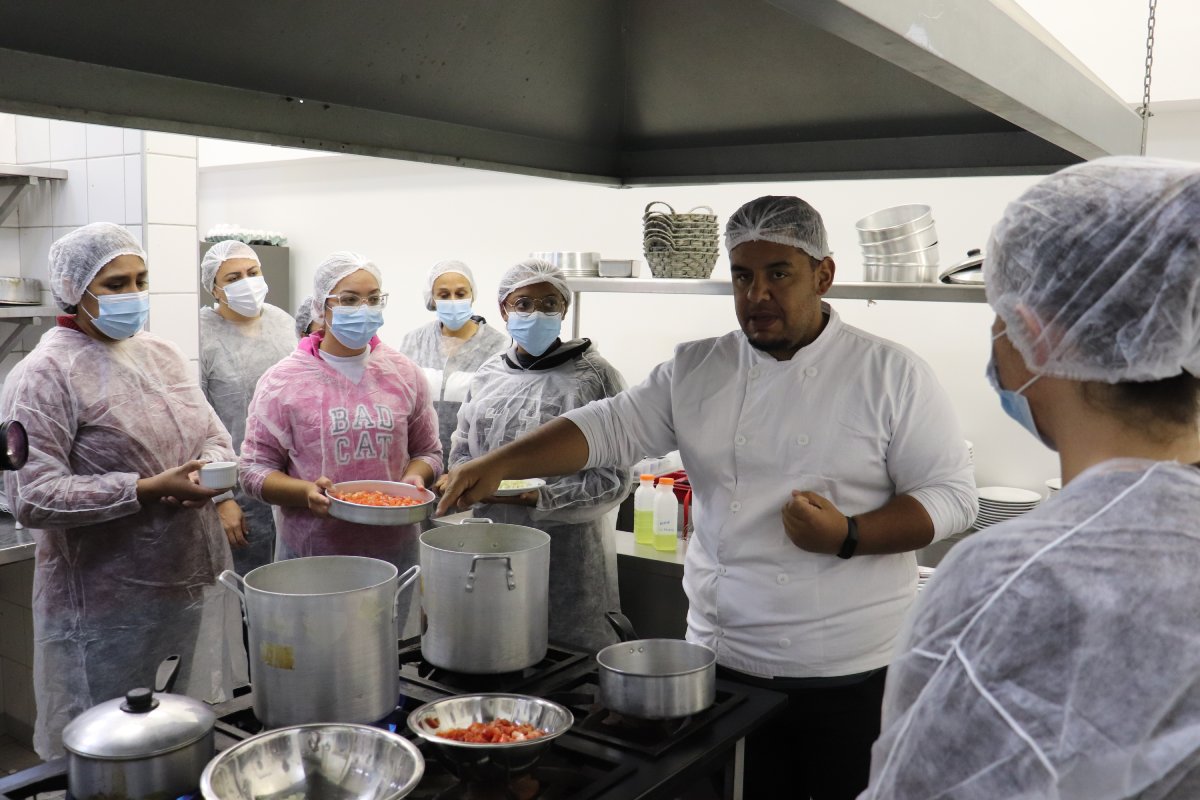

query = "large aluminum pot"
[
  {"left": 420, "top": 519, "right": 550, "bottom": 674},
  {"left": 219, "top": 556, "right": 419, "bottom": 728},
  {"left": 596, "top": 612, "right": 716, "bottom": 720},
  {"left": 63, "top": 656, "right": 215, "bottom": 800}
]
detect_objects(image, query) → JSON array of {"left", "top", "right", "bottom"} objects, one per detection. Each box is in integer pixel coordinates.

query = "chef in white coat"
[{"left": 438, "top": 195, "right": 977, "bottom": 800}]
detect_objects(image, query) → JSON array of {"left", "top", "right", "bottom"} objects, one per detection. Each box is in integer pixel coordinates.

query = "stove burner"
[
  {"left": 398, "top": 637, "right": 588, "bottom": 695},
  {"left": 407, "top": 739, "right": 624, "bottom": 800}
]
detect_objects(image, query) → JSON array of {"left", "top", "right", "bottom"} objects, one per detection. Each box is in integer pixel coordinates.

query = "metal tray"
[
  {"left": 0, "top": 277, "right": 43, "bottom": 305},
  {"left": 327, "top": 480, "right": 436, "bottom": 526}
]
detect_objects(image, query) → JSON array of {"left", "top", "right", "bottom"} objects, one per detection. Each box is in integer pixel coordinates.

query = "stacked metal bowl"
[
  {"left": 856, "top": 204, "right": 939, "bottom": 283},
  {"left": 529, "top": 251, "right": 600, "bottom": 278}
]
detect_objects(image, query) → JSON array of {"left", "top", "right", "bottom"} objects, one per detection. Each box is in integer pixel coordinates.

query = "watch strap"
[{"left": 837, "top": 515, "right": 859, "bottom": 559}]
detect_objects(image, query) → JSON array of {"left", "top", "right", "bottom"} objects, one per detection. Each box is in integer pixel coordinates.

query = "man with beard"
[{"left": 437, "top": 195, "right": 977, "bottom": 799}]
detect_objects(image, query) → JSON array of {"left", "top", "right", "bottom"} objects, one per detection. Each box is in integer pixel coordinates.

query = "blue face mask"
[
  {"left": 986, "top": 344, "right": 1047, "bottom": 446},
  {"left": 507, "top": 311, "right": 561, "bottom": 357},
  {"left": 436, "top": 299, "right": 473, "bottom": 332},
  {"left": 329, "top": 306, "right": 384, "bottom": 350},
  {"left": 84, "top": 289, "right": 149, "bottom": 340}
]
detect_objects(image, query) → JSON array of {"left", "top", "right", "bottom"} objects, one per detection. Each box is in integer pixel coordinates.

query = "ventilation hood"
[{"left": 0, "top": 0, "right": 1140, "bottom": 185}]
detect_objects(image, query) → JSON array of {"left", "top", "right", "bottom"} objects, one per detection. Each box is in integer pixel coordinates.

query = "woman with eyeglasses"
[
  {"left": 239, "top": 252, "right": 442, "bottom": 572},
  {"left": 438, "top": 258, "right": 631, "bottom": 652},
  {"left": 0, "top": 223, "right": 243, "bottom": 757}
]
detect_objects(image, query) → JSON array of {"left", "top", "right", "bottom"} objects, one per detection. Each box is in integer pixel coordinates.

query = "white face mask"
[{"left": 222, "top": 275, "right": 269, "bottom": 317}]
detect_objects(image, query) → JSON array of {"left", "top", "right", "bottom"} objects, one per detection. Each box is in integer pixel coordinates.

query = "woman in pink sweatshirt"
[{"left": 240, "top": 252, "right": 442, "bottom": 572}]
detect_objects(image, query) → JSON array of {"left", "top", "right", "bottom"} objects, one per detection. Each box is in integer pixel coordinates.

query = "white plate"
[
  {"left": 978, "top": 486, "right": 1043, "bottom": 504},
  {"left": 492, "top": 478, "right": 547, "bottom": 497}
]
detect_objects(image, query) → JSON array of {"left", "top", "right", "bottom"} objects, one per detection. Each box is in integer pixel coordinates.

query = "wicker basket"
[{"left": 643, "top": 202, "right": 719, "bottom": 279}]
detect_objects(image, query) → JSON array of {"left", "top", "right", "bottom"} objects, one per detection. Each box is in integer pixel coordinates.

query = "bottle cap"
[
  {"left": 659, "top": 477, "right": 675, "bottom": 486},
  {"left": 640, "top": 474, "right": 655, "bottom": 481}
]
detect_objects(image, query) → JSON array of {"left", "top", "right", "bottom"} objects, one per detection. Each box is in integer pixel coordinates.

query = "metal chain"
[{"left": 1138, "top": 0, "right": 1158, "bottom": 155}]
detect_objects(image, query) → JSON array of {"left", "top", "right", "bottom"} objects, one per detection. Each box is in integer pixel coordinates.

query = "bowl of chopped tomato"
[
  {"left": 406, "top": 693, "right": 572, "bottom": 782},
  {"left": 327, "top": 480, "right": 437, "bottom": 526}
]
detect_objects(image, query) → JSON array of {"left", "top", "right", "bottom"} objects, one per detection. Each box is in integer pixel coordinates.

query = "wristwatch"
[{"left": 837, "top": 516, "right": 859, "bottom": 559}]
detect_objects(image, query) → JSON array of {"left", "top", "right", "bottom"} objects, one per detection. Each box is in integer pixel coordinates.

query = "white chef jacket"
[{"left": 565, "top": 304, "right": 977, "bottom": 677}]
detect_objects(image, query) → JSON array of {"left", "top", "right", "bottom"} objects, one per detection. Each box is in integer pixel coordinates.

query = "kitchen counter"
[{"left": 0, "top": 513, "right": 33, "bottom": 566}]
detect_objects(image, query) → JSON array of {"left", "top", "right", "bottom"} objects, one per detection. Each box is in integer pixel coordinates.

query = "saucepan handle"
[
  {"left": 155, "top": 655, "right": 181, "bottom": 694},
  {"left": 605, "top": 610, "right": 639, "bottom": 643},
  {"left": 465, "top": 555, "right": 515, "bottom": 592},
  {"left": 218, "top": 569, "right": 245, "bottom": 600},
  {"left": 460, "top": 517, "right": 493, "bottom": 525},
  {"left": 394, "top": 565, "right": 420, "bottom": 622}
]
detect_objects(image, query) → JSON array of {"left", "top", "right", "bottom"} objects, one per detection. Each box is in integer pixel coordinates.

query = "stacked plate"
[
  {"left": 856, "top": 204, "right": 939, "bottom": 283},
  {"left": 974, "top": 486, "right": 1042, "bottom": 530},
  {"left": 530, "top": 251, "right": 600, "bottom": 278},
  {"left": 917, "top": 566, "right": 936, "bottom": 593},
  {"left": 1045, "top": 478, "right": 1061, "bottom": 498}
]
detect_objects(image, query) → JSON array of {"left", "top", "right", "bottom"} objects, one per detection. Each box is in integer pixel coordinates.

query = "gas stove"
[{"left": 0, "top": 638, "right": 786, "bottom": 800}]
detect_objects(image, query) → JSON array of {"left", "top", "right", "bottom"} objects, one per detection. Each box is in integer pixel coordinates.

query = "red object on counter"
[{"left": 658, "top": 470, "right": 692, "bottom": 539}]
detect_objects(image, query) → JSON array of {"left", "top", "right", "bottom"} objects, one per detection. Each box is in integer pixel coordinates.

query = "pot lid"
[
  {"left": 938, "top": 248, "right": 985, "bottom": 283},
  {"left": 62, "top": 688, "right": 216, "bottom": 760}
]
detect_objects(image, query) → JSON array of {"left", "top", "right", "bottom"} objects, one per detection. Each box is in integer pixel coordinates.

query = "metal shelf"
[
  {"left": 566, "top": 277, "right": 985, "bottom": 301},
  {"left": 0, "top": 305, "right": 58, "bottom": 362},
  {"left": 0, "top": 164, "right": 69, "bottom": 226}
]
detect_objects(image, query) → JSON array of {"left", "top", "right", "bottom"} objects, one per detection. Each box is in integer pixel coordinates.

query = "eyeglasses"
[
  {"left": 505, "top": 296, "right": 565, "bottom": 316},
  {"left": 326, "top": 293, "right": 389, "bottom": 309}
]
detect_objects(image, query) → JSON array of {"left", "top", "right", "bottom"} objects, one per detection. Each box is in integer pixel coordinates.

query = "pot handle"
[
  {"left": 393, "top": 565, "right": 421, "bottom": 621},
  {"left": 155, "top": 655, "right": 181, "bottom": 694},
  {"left": 218, "top": 569, "right": 245, "bottom": 601},
  {"left": 465, "top": 555, "right": 515, "bottom": 592},
  {"left": 459, "top": 517, "right": 493, "bottom": 525},
  {"left": 605, "top": 610, "right": 640, "bottom": 642}
]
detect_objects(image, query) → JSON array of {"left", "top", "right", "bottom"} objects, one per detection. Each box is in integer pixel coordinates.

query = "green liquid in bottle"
[
  {"left": 634, "top": 509, "right": 654, "bottom": 545},
  {"left": 653, "top": 529, "right": 677, "bottom": 552}
]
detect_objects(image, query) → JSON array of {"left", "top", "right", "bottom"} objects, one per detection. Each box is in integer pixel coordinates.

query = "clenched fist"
[{"left": 782, "top": 491, "right": 849, "bottom": 554}]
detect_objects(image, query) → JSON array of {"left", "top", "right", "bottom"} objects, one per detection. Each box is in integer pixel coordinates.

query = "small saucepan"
[{"left": 595, "top": 612, "right": 716, "bottom": 720}]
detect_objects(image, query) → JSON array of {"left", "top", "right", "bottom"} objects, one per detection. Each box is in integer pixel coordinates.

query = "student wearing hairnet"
[
  {"left": 0, "top": 223, "right": 245, "bottom": 758},
  {"left": 295, "top": 294, "right": 320, "bottom": 338},
  {"left": 198, "top": 240, "right": 297, "bottom": 574},
  {"left": 863, "top": 157, "right": 1200, "bottom": 800},
  {"left": 240, "top": 252, "right": 441, "bottom": 592},
  {"left": 398, "top": 260, "right": 507, "bottom": 458},
  {"left": 439, "top": 199, "right": 977, "bottom": 798},
  {"left": 437, "top": 259, "right": 630, "bottom": 653}
]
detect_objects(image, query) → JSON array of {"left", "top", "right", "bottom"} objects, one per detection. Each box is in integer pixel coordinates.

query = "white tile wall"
[
  {"left": 145, "top": 131, "right": 198, "bottom": 158},
  {"left": 15, "top": 117, "right": 49, "bottom": 165},
  {"left": 49, "top": 120, "right": 87, "bottom": 162},
  {"left": 51, "top": 159, "right": 88, "bottom": 227},
  {"left": 124, "top": 128, "right": 143, "bottom": 155},
  {"left": 125, "top": 155, "right": 143, "bottom": 225},
  {"left": 0, "top": 560, "right": 34, "bottom": 609},
  {"left": 18, "top": 227, "right": 54, "bottom": 284},
  {"left": 145, "top": 155, "right": 197, "bottom": 225},
  {"left": 0, "top": 229, "right": 19, "bottom": 271},
  {"left": 86, "top": 156, "right": 126, "bottom": 225},
  {"left": 85, "top": 124, "right": 124, "bottom": 158},
  {"left": 127, "top": 224, "right": 144, "bottom": 247},
  {"left": 146, "top": 225, "right": 199, "bottom": 293},
  {"left": 149, "top": 293, "right": 200, "bottom": 359},
  {"left": 0, "top": 113, "right": 16, "bottom": 164},
  {"left": 15, "top": 177, "right": 53, "bottom": 228}
]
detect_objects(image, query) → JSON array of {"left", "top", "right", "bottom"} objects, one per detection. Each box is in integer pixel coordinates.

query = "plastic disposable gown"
[
  {"left": 0, "top": 326, "right": 243, "bottom": 758},
  {"left": 397, "top": 319, "right": 508, "bottom": 459},
  {"left": 864, "top": 459, "right": 1200, "bottom": 800},
  {"left": 199, "top": 303, "right": 297, "bottom": 573},
  {"left": 450, "top": 341, "right": 631, "bottom": 652},
  {"left": 240, "top": 332, "right": 441, "bottom": 581}
]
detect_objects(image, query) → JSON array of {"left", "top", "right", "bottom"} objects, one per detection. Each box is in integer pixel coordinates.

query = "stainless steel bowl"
[
  {"left": 407, "top": 694, "right": 572, "bottom": 782},
  {"left": 528, "top": 252, "right": 600, "bottom": 273},
  {"left": 862, "top": 243, "right": 940, "bottom": 268},
  {"left": 0, "top": 277, "right": 43, "bottom": 305},
  {"left": 328, "top": 480, "right": 436, "bottom": 526},
  {"left": 855, "top": 204, "right": 934, "bottom": 243},
  {"left": 200, "top": 723, "right": 424, "bottom": 800},
  {"left": 863, "top": 263, "right": 940, "bottom": 283},
  {"left": 858, "top": 223, "right": 938, "bottom": 254}
]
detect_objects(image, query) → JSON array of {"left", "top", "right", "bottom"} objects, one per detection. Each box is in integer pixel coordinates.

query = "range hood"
[{"left": 0, "top": 0, "right": 1140, "bottom": 185}]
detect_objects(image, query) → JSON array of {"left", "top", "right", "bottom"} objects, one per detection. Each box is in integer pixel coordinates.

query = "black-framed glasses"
[
  {"left": 326, "top": 292, "right": 389, "bottom": 309},
  {"left": 505, "top": 295, "right": 564, "bottom": 316}
]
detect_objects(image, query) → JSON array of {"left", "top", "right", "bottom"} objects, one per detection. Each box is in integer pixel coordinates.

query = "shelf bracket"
[
  {"left": 0, "top": 317, "right": 37, "bottom": 362},
  {"left": 0, "top": 176, "right": 38, "bottom": 227}
]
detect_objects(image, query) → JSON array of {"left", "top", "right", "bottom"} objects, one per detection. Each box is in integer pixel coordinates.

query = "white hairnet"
[
  {"left": 49, "top": 223, "right": 146, "bottom": 312},
  {"left": 496, "top": 259, "right": 570, "bottom": 306},
  {"left": 200, "top": 240, "right": 260, "bottom": 294},
  {"left": 725, "top": 196, "right": 832, "bottom": 260},
  {"left": 310, "top": 252, "right": 382, "bottom": 321},
  {"left": 986, "top": 156, "right": 1200, "bottom": 383},
  {"left": 424, "top": 260, "right": 477, "bottom": 311},
  {"left": 295, "top": 296, "right": 316, "bottom": 338}
]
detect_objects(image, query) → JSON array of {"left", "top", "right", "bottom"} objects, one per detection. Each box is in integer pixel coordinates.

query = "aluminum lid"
[{"left": 62, "top": 688, "right": 216, "bottom": 760}]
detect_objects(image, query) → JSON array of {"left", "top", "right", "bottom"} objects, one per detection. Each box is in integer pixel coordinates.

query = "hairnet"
[
  {"left": 49, "top": 223, "right": 146, "bottom": 312},
  {"left": 294, "top": 296, "right": 316, "bottom": 337},
  {"left": 310, "top": 252, "right": 382, "bottom": 321},
  {"left": 496, "top": 259, "right": 570, "bottom": 307},
  {"left": 200, "top": 240, "right": 260, "bottom": 294},
  {"left": 725, "top": 196, "right": 832, "bottom": 260},
  {"left": 986, "top": 156, "right": 1200, "bottom": 383},
  {"left": 424, "top": 260, "right": 477, "bottom": 311}
]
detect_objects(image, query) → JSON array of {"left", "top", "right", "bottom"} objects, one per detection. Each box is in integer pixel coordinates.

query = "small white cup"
[{"left": 199, "top": 461, "right": 238, "bottom": 490}]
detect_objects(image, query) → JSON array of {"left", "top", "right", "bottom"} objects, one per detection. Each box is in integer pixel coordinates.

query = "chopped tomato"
[
  {"left": 434, "top": 718, "right": 547, "bottom": 743},
  {"left": 332, "top": 490, "right": 422, "bottom": 507}
]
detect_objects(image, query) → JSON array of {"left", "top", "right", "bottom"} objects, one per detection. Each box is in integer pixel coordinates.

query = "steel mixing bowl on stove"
[{"left": 406, "top": 694, "right": 572, "bottom": 783}]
